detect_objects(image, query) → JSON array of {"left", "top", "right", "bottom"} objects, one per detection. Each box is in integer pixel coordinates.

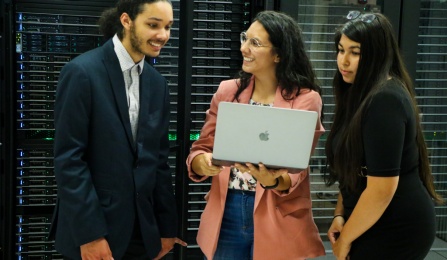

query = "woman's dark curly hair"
[{"left": 234, "top": 11, "right": 321, "bottom": 102}]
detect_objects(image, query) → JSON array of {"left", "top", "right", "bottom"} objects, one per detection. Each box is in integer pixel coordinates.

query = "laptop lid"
[{"left": 211, "top": 102, "right": 318, "bottom": 173}]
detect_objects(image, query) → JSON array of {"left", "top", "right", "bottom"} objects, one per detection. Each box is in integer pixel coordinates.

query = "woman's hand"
[
  {"left": 328, "top": 216, "right": 351, "bottom": 260},
  {"left": 191, "top": 153, "right": 224, "bottom": 176},
  {"left": 234, "top": 162, "right": 287, "bottom": 187},
  {"left": 332, "top": 235, "right": 351, "bottom": 260},
  {"left": 153, "top": 237, "right": 187, "bottom": 260},
  {"left": 328, "top": 215, "right": 345, "bottom": 244}
]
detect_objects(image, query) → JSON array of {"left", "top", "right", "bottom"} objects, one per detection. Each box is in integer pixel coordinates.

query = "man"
[{"left": 50, "top": 1, "right": 186, "bottom": 259}]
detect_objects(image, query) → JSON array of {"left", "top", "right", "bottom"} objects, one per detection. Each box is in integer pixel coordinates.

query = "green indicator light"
[
  {"left": 190, "top": 132, "right": 200, "bottom": 141},
  {"left": 425, "top": 132, "right": 446, "bottom": 141}
]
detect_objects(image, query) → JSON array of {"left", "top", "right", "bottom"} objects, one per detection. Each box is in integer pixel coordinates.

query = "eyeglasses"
[
  {"left": 346, "top": 10, "right": 377, "bottom": 23},
  {"left": 240, "top": 31, "right": 270, "bottom": 50}
]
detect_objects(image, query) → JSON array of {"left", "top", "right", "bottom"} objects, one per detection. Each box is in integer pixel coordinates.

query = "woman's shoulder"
[
  {"left": 299, "top": 88, "right": 320, "bottom": 96},
  {"left": 285, "top": 88, "right": 322, "bottom": 112},
  {"left": 218, "top": 78, "right": 240, "bottom": 90},
  {"left": 295, "top": 88, "right": 322, "bottom": 103},
  {"left": 373, "top": 79, "right": 410, "bottom": 104},
  {"left": 214, "top": 78, "right": 243, "bottom": 100},
  {"left": 367, "top": 79, "right": 413, "bottom": 116}
]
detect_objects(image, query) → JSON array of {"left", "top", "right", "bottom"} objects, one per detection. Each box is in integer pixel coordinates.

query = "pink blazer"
[{"left": 186, "top": 78, "right": 326, "bottom": 260}]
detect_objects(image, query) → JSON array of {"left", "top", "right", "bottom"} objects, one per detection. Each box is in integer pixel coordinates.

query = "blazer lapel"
[
  {"left": 102, "top": 41, "right": 136, "bottom": 152},
  {"left": 236, "top": 77, "right": 255, "bottom": 103}
]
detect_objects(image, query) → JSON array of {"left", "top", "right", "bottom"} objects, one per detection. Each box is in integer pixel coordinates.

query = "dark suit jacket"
[{"left": 51, "top": 39, "right": 177, "bottom": 259}]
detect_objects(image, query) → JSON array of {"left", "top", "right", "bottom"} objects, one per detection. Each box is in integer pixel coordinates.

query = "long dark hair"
[
  {"left": 98, "top": 0, "right": 172, "bottom": 40},
  {"left": 234, "top": 11, "right": 321, "bottom": 102},
  {"left": 325, "top": 13, "right": 443, "bottom": 204}
]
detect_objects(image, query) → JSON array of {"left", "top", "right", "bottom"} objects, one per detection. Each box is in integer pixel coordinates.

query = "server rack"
[
  {"left": 183, "top": 1, "right": 252, "bottom": 258},
  {"left": 280, "top": 0, "right": 447, "bottom": 251},
  {"left": 3, "top": 0, "right": 444, "bottom": 259},
  {"left": 416, "top": 0, "right": 447, "bottom": 243},
  {"left": 280, "top": 0, "right": 383, "bottom": 240},
  {"left": 12, "top": 2, "right": 116, "bottom": 259},
  {"left": 1, "top": 0, "right": 182, "bottom": 259},
  {"left": 1, "top": 0, "right": 261, "bottom": 259}
]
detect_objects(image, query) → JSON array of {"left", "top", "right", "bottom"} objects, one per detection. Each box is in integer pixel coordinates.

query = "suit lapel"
[{"left": 102, "top": 40, "right": 136, "bottom": 153}]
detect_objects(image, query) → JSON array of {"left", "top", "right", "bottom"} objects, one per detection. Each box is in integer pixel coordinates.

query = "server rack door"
[
  {"left": 13, "top": 2, "right": 115, "bottom": 259},
  {"left": 1, "top": 0, "right": 16, "bottom": 259},
  {"left": 280, "top": 0, "right": 383, "bottom": 245},
  {"left": 9, "top": 1, "right": 181, "bottom": 259},
  {"left": 281, "top": 0, "right": 447, "bottom": 256},
  {"left": 416, "top": 0, "right": 447, "bottom": 249},
  {"left": 185, "top": 1, "right": 252, "bottom": 258}
]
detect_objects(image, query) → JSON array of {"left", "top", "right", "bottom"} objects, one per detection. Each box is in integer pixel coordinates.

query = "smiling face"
[
  {"left": 240, "top": 21, "right": 279, "bottom": 77},
  {"left": 121, "top": 1, "right": 173, "bottom": 62},
  {"left": 337, "top": 34, "right": 360, "bottom": 84}
]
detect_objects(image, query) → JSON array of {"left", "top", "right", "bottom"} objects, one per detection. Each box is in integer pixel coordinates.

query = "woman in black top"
[{"left": 325, "top": 11, "right": 444, "bottom": 260}]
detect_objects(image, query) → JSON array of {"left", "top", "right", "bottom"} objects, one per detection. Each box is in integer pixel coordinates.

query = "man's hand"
[
  {"left": 153, "top": 237, "right": 187, "bottom": 260},
  {"left": 80, "top": 237, "right": 113, "bottom": 260}
]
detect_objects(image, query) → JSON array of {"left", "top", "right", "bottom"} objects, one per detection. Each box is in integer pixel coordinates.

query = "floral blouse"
[{"left": 228, "top": 99, "right": 273, "bottom": 191}]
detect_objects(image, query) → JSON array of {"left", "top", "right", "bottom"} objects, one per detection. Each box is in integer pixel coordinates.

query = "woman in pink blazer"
[{"left": 186, "top": 11, "right": 326, "bottom": 260}]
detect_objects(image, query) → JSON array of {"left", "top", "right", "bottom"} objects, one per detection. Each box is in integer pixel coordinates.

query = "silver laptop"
[{"left": 211, "top": 102, "right": 318, "bottom": 173}]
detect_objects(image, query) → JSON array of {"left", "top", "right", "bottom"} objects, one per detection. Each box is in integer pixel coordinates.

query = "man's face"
[{"left": 124, "top": 1, "right": 174, "bottom": 61}]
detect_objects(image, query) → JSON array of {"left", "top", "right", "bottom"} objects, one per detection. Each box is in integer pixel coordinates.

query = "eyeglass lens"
[
  {"left": 346, "top": 10, "right": 376, "bottom": 23},
  {"left": 240, "top": 32, "right": 263, "bottom": 48},
  {"left": 240, "top": 32, "right": 246, "bottom": 44},
  {"left": 347, "top": 10, "right": 361, "bottom": 20}
]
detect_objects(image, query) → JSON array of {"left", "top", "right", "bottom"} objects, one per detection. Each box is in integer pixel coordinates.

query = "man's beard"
[{"left": 130, "top": 24, "right": 145, "bottom": 56}]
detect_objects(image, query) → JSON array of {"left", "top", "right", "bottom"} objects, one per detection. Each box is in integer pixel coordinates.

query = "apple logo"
[{"left": 259, "top": 131, "right": 269, "bottom": 141}]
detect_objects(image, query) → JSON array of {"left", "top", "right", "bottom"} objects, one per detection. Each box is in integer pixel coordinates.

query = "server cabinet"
[
  {"left": 279, "top": 0, "right": 383, "bottom": 241},
  {"left": 280, "top": 0, "right": 447, "bottom": 253},
  {"left": 184, "top": 1, "right": 252, "bottom": 258},
  {"left": 1, "top": 0, "right": 182, "bottom": 259},
  {"left": 2, "top": 0, "right": 446, "bottom": 259},
  {"left": 12, "top": 2, "right": 116, "bottom": 259},
  {"left": 1, "top": 0, "right": 262, "bottom": 259},
  {"left": 416, "top": 0, "right": 447, "bottom": 243}
]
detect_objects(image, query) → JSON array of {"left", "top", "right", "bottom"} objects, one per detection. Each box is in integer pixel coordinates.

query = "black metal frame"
[
  {"left": 1, "top": 0, "right": 15, "bottom": 259},
  {"left": 174, "top": 1, "right": 193, "bottom": 259}
]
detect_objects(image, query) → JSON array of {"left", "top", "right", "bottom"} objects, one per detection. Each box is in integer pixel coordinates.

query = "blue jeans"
[{"left": 206, "top": 189, "right": 255, "bottom": 260}]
